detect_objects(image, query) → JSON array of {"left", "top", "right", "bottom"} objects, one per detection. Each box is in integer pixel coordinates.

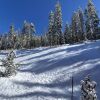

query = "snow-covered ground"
[{"left": 0, "top": 40, "right": 100, "bottom": 100}]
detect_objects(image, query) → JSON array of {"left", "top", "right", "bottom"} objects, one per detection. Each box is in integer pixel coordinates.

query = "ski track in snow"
[{"left": 0, "top": 40, "right": 100, "bottom": 100}]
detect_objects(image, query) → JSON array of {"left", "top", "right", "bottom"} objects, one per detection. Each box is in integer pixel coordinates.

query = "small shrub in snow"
[
  {"left": 81, "top": 75, "right": 97, "bottom": 100},
  {"left": 0, "top": 50, "right": 17, "bottom": 77}
]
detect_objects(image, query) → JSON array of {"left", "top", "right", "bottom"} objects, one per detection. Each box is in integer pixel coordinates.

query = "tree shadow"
[
  {"left": 0, "top": 91, "right": 69, "bottom": 99},
  {"left": 16, "top": 47, "right": 53, "bottom": 58},
  {"left": 13, "top": 80, "right": 69, "bottom": 89},
  {"left": 18, "top": 45, "right": 100, "bottom": 74},
  {"left": 21, "top": 48, "right": 68, "bottom": 62}
]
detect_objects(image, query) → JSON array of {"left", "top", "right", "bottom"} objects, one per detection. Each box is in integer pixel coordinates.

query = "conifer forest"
[{"left": 0, "top": 0, "right": 99, "bottom": 50}]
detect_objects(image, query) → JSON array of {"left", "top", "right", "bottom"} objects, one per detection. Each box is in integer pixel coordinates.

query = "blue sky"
[{"left": 0, "top": 0, "right": 99, "bottom": 35}]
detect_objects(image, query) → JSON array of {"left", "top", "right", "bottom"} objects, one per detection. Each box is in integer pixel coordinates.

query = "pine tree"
[
  {"left": 71, "top": 8, "right": 86, "bottom": 43},
  {"left": 0, "top": 35, "right": 5, "bottom": 50},
  {"left": 71, "top": 12, "right": 78, "bottom": 42},
  {"left": 0, "top": 34, "right": 5, "bottom": 50},
  {"left": 40, "top": 34, "right": 48, "bottom": 47},
  {"left": 69, "top": 25, "right": 74, "bottom": 44},
  {"left": 21, "top": 20, "right": 29, "bottom": 48},
  {"left": 78, "top": 7, "right": 85, "bottom": 41},
  {"left": 8, "top": 24, "right": 17, "bottom": 49},
  {"left": 0, "top": 35, "right": 2, "bottom": 49},
  {"left": 53, "top": 1, "right": 64, "bottom": 45},
  {"left": 21, "top": 21, "right": 36, "bottom": 48},
  {"left": 28, "top": 23, "right": 36, "bottom": 48},
  {"left": 0, "top": 51, "right": 16, "bottom": 77},
  {"left": 47, "top": 11, "right": 54, "bottom": 46},
  {"left": 85, "top": 0, "right": 99, "bottom": 40},
  {"left": 76, "top": 11, "right": 82, "bottom": 42},
  {"left": 64, "top": 23, "right": 70, "bottom": 44},
  {"left": 14, "top": 30, "right": 22, "bottom": 49}
]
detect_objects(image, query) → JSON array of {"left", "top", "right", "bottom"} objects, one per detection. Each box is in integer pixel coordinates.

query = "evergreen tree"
[
  {"left": 69, "top": 25, "right": 74, "bottom": 44},
  {"left": 64, "top": 23, "right": 70, "bottom": 44},
  {"left": 76, "top": 11, "right": 82, "bottom": 42},
  {"left": 84, "top": 7, "right": 90, "bottom": 39},
  {"left": 0, "top": 35, "right": 2, "bottom": 49},
  {"left": 0, "top": 34, "right": 6, "bottom": 50},
  {"left": 71, "top": 12, "right": 78, "bottom": 42},
  {"left": 47, "top": 11, "right": 54, "bottom": 46},
  {"left": 28, "top": 23, "right": 36, "bottom": 48},
  {"left": 8, "top": 24, "right": 17, "bottom": 49},
  {"left": 21, "top": 21, "right": 36, "bottom": 48},
  {"left": 40, "top": 34, "right": 48, "bottom": 47},
  {"left": 54, "top": 1, "right": 64, "bottom": 45},
  {"left": 71, "top": 8, "right": 86, "bottom": 42},
  {"left": 85, "top": 0, "right": 99, "bottom": 40},
  {"left": 0, "top": 51, "right": 16, "bottom": 77},
  {"left": 78, "top": 7, "right": 85, "bottom": 41}
]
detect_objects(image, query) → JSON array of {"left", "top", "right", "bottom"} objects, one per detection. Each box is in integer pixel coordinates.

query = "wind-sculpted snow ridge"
[{"left": 0, "top": 40, "right": 100, "bottom": 100}]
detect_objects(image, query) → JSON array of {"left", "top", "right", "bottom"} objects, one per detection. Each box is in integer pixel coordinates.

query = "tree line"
[{"left": 0, "top": 0, "right": 100, "bottom": 50}]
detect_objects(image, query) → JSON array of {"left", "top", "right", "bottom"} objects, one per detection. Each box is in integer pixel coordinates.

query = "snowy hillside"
[{"left": 0, "top": 40, "right": 100, "bottom": 100}]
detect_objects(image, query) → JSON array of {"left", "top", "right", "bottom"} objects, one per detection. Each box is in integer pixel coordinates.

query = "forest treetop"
[{"left": 0, "top": 0, "right": 100, "bottom": 50}]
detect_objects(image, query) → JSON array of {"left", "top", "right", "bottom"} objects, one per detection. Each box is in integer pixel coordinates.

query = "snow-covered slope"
[{"left": 0, "top": 41, "right": 100, "bottom": 100}]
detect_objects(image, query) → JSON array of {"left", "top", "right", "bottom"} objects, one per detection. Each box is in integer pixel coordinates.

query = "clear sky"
[{"left": 0, "top": 0, "right": 99, "bottom": 35}]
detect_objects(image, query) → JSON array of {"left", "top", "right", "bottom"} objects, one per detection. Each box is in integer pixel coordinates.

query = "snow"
[{"left": 0, "top": 40, "right": 100, "bottom": 100}]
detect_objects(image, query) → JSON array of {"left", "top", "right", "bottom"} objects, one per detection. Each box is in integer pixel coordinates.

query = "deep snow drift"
[{"left": 0, "top": 40, "right": 100, "bottom": 100}]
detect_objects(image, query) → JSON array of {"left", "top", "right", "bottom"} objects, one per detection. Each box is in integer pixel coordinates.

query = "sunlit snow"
[{"left": 0, "top": 40, "right": 100, "bottom": 100}]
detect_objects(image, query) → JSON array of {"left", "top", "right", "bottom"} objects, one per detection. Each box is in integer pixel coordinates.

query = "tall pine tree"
[
  {"left": 64, "top": 22, "right": 70, "bottom": 44},
  {"left": 54, "top": 1, "right": 64, "bottom": 45},
  {"left": 47, "top": 11, "right": 54, "bottom": 46},
  {"left": 85, "top": 0, "right": 99, "bottom": 40},
  {"left": 78, "top": 7, "right": 85, "bottom": 41}
]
